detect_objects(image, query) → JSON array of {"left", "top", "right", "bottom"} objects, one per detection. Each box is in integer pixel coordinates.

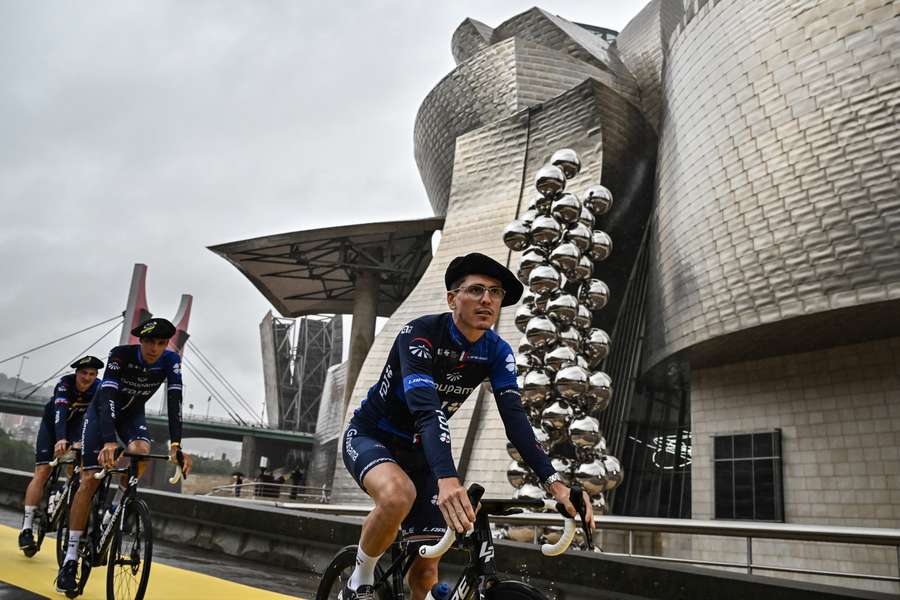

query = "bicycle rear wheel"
[
  {"left": 315, "top": 545, "right": 389, "bottom": 600},
  {"left": 484, "top": 580, "right": 548, "bottom": 599},
  {"left": 106, "top": 499, "right": 153, "bottom": 600}
]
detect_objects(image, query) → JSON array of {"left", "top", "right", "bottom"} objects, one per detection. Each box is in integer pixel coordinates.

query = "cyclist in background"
[
  {"left": 340, "top": 253, "right": 593, "bottom": 600},
  {"left": 17, "top": 355, "right": 103, "bottom": 555},
  {"left": 56, "top": 318, "right": 193, "bottom": 594}
]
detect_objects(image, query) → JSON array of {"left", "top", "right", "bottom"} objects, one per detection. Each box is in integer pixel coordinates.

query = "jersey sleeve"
[
  {"left": 165, "top": 353, "right": 183, "bottom": 444},
  {"left": 96, "top": 349, "right": 124, "bottom": 444},
  {"left": 52, "top": 379, "right": 70, "bottom": 440},
  {"left": 398, "top": 320, "right": 458, "bottom": 479},
  {"left": 491, "top": 340, "right": 555, "bottom": 482}
]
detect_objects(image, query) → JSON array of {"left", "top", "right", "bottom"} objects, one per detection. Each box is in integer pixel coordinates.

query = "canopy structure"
[{"left": 209, "top": 217, "right": 444, "bottom": 318}]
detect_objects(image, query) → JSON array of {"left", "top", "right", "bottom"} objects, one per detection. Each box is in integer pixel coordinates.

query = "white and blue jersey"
[{"left": 351, "top": 312, "right": 554, "bottom": 482}]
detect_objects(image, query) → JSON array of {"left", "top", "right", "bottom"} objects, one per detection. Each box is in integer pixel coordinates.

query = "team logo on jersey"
[
  {"left": 172, "top": 362, "right": 181, "bottom": 376},
  {"left": 107, "top": 361, "right": 120, "bottom": 371},
  {"left": 399, "top": 324, "right": 413, "bottom": 334},
  {"left": 409, "top": 337, "right": 433, "bottom": 359},
  {"left": 447, "top": 371, "right": 463, "bottom": 382},
  {"left": 505, "top": 353, "right": 516, "bottom": 373},
  {"left": 439, "top": 431, "right": 450, "bottom": 444}
]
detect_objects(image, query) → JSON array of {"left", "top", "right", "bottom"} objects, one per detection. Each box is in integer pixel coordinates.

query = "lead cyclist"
[{"left": 340, "top": 252, "right": 593, "bottom": 600}]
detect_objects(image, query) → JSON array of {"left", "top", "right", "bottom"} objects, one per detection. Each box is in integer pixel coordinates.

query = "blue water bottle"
[{"left": 425, "top": 582, "right": 451, "bottom": 600}]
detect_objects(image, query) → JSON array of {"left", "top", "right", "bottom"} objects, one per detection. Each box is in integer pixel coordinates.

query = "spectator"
[
  {"left": 231, "top": 471, "right": 244, "bottom": 497},
  {"left": 289, "top": 466, "right": 305, "bottom": 500}
]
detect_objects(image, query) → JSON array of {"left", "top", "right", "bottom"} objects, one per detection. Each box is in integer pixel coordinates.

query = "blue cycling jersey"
[
  {"left": 95, "top": 345, "right": 183, "bottom": 444},
  {"left": 48, "top": 373, "right": 99, "bottom": 440},
  {"left": 354, "top": 312, "right": 554, "bottom": 482}
]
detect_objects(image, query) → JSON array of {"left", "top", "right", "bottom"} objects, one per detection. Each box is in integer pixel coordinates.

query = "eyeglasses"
[{"left": 453, "top": 284, "right": 506, "bottom": 301}]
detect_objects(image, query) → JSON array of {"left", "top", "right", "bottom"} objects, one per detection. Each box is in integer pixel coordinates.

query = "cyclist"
[
  {"left": 341, "top": 252, "right": 594, "bottom": 600},
  {"left": 18, "top": 355, "right": 103, "bottom": 555},
  {"left": 56, "top": 317, "right": 193, "bottom": 594}
]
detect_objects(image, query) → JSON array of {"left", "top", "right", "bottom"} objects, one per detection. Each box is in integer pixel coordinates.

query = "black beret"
[
  {"left": 444, "top": 252, "right": 523, "bottom": 307},
  {"left": 70, "top": 355, "right": 104, "bottom": 370},
  {"left": 131, "top": 317, "right": 177, "bottom": 339}
]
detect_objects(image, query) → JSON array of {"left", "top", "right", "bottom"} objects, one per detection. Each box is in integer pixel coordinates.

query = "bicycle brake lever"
[{"left": 569, "top": 485, "right": 594, "bottom": 551}]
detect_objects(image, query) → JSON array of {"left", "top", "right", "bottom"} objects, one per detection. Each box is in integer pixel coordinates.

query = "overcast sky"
[{"left": 0, "top": 1, "right": 648, "bottom": 424}]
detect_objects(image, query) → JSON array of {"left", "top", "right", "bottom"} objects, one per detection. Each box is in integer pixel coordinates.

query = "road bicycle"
[
  {"left": 24, "top": 448, "right": 80, "bottom": 560},
  {"left": 65, "top": 450, "right": 184, "bottom": 600},
  {"left": 316, "top": 483, "right": 592, "bottom": 600}
]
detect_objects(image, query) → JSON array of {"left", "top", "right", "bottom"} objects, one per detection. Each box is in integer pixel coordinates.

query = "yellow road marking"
[{"left": 0, "top": 524, "right": 303, "bottom": 599}]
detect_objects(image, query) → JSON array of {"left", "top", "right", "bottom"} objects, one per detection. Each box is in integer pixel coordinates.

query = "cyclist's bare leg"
[
  {"left": 349, "top": 462, "right": 415, "bottom": 589},
  {"left": 24, "top": 464, "right": 52, "bottom": 507},
  {"left": 407, "top": 556, "right": 439, "bottom": 600},
  {"left": 68, "top": 469, "right": 101, "bottom": 531},
  {"left": 116, "top": 439, "right": 150, "bottom": 491}
]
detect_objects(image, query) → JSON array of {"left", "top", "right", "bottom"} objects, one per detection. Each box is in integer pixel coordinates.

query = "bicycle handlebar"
[
  {"left": 418, "top": 484, "right": 584, "bottom": 559},
  {"left": 92, "top": 451, "right": 185, "bottom": 485}
]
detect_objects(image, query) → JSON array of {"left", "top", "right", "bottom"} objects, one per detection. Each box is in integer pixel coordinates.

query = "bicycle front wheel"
[
  {"left": 106, "top": 499, "right": 153, "bottom": 600},
  {"left": 315, "top": 545, "right": 388, "bottom": 600},
  {"left": 484, "top": 580, "right": 549, "bottom": 600}
]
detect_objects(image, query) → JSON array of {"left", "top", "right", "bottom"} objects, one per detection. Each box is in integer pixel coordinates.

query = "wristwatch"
[{"left": 542, "top": 472, "right": 563, "bottom": 490}]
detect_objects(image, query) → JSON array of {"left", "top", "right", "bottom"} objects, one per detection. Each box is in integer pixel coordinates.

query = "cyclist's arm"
[
  {"left": 490, "top": 341, "right": 555, "bottom": 482},
  {"left": 97, "top": 351, "right": 124, "bottom": 444},
  {"left": 399, "top": 324, "right": 457, "bottom": 479},
  {"left": 165, "top": 354, "right": 183, "bottom": 446},
  {"left": 52, "top": 380, "right": 70, "bottom": 440}
]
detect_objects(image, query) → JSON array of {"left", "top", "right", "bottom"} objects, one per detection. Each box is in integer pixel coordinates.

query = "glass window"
[{"left": 713, "top": 430, "right": 783, "bottom": 521}]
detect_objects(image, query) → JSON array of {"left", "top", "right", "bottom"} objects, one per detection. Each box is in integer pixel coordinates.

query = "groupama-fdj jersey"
[
  {"left": 95, "top": 344, "right": 184, "bottom": 445},
  {"left": 351, "top": 312, "right": 554, "bottom": 482},
  {"left": 34, "top": 375, "right": 100, "bottom": 465}
]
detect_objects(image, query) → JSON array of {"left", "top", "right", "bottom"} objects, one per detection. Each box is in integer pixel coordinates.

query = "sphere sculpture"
[{"left": 501, "top": 148, "right": 623, "bottom": 530}]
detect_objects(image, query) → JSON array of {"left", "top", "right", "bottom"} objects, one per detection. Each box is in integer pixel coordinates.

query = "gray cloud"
[{"left": 0, "top": 0, "right": 646, "bottom": 422}]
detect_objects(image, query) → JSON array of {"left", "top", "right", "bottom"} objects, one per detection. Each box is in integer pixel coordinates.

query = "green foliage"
[
  {"left": 189, "top": 453, "right": 236, "bottom": 475},
  {"left": 0, "top": 426, "right": 35, "bottom": 472}
]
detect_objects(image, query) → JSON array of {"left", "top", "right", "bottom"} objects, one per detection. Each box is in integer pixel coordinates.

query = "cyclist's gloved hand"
[
  {"left": 169, "top": 444, "right": 192, "bottom": 478},
  {"left": 99, "top": 442, "right": 119, "bottom": 469},
  {"left": 437, "top": 477, "right": 476, "bottom": 533}
]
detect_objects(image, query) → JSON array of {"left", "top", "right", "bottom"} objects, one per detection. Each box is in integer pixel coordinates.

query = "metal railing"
[
  {"left": 205, "top": 482, "right": 330, "bottom": 503},
  {"left": 277, "top": 503, "right": 900, "bottom": 586}
]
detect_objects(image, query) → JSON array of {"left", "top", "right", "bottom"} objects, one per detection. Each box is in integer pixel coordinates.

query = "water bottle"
[
  {"left": 102, "top": 505, "right": 116, "bottom": 529},
  {"left": 425, "top": 582, "right": 451, "bottom": 600}
]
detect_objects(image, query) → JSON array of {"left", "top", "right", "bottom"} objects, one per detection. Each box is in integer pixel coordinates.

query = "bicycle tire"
[
  {"left": 484, "top": 580, "right": 549, "bottom": 600},
  {"left": 315, "top": 545, "right": 389, "bottom": 600},
  {"left": 32, "top": 508, "right": 48, "bottom": 554},
  {"left": 106, "top": 499, "right": 153, "bottom": 600},
  {"left": 56, "top": 502, "right": 69, "bottom": 568}
]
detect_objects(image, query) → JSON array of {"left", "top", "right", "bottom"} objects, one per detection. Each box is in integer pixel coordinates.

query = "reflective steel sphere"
[
  {"left": 583, "top": 328, "right": 611, "bottom": 364},
  {"left": 572, "top": 255, "right": 593, "bottom": 282},
  {"left": 554, "top": 365, "right": 589, "bottom": 400},
  {"left": 551, "top": 457, "right": 574, "bottom": 486},
  {"left": 528, "top": 265, "right": 562, "bottom": 296},
  {"left": 520, "top": 209, "right": 538, "bottom": 226},
  {"left": 557, "top": 325, "right": 581, "bottom": 351},
  {"left": 584, "top": 185, "right": 613, "bottom": 217},
  {"left": 527, "top": 195, "right": 552, "bottom": 216},
  {"left": 592, "top": 494, "right": 608, "bottom": 516},
  {"left": 550, "top": 193, "right": 581, "bottom": 226},
  {"left": 530, "top": 215, "right": 563, "bottom": 247},
  {"left": 507, "top": 441, "right": 523, "bottom": 463},
  {"left": 574, "top": 304, "right": 592, "bottom": 331},
  {"left": 578, "top": 205, "right": 595, "bottom": 229},
  {"left": 507, "top": 461, "right": 530, "bottom": 489},
  {"left": 522, "top": 369, "right": 553, "bottom": 404},
  {"left": 544, "top": 345, "right": 577, "bottom": 373},
  {"left": 546, "top": 293, "right": 578, "bottom": 326},
  {"left": 564, "top": 222, "right": 593, "bottom": 254},
  {"left": 602, "top": 455, "right": 623, "bottom": 491},
  {"left": 541, "top": 400, "right": 574, "bottom": 432},
  {"left": 551, "top": 149, "right": 581, "bottom": 179},
  {"left": 518, "top": 334, "right": 533, "bottom": 356},
  {"left": 533, "top": 425, "right": 550, "bottom": 448},
  {"left": 514, "top": 304, "right": 535, "bottom": 333},
  {"left": 535, "top": 164, "right": 566, "bottom": 197},
  {"left": 587, "top": 230, "right": 613, "bottom": 262},
  {"left": 518, "top": 248, "right": 548, "bottom": 284},
  {"left": 575, "top": 458, "right": 608, "bottom": 495},
  {"left": 581, "top": 279, "right": 610, "bottom": 310},
  {"left": 585, "top": 371, "right": 613, "bottom": 412},
  {"left": 570, "top": 416, "right": 601, "bottom": 448},
  {"left": 515, "top": 352, "right": 541, "bottom": 376},
  {"left": 502, "top": 220, "right": 531, "bottom": 252},
  {"left": 515, "top": 483, "right": 546, "bottom": 502},
  {"left": 548, "top": 242, "right": 582, "bottom": 275}
]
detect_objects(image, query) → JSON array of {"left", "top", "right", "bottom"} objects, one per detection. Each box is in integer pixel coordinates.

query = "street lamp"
[{"left": 12, "top": 355, "right": 28, "bottom": 397}]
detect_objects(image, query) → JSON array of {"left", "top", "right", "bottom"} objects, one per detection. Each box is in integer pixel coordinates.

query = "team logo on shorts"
[
  {"left": 505, "top": 353, "right": 516, "bottom": 373},
  {"left": 409, "top": 337, "right": 433, "bottom": 359}
]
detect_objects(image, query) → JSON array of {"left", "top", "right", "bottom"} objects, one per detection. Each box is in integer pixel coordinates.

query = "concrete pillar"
[{"left": 342, "top": 270, "right": 379, "bottom": 421}]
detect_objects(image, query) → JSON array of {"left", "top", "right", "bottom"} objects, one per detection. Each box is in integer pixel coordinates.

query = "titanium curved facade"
[{"left": 644, "top": 0, "right": 900, "bottom": 372}]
